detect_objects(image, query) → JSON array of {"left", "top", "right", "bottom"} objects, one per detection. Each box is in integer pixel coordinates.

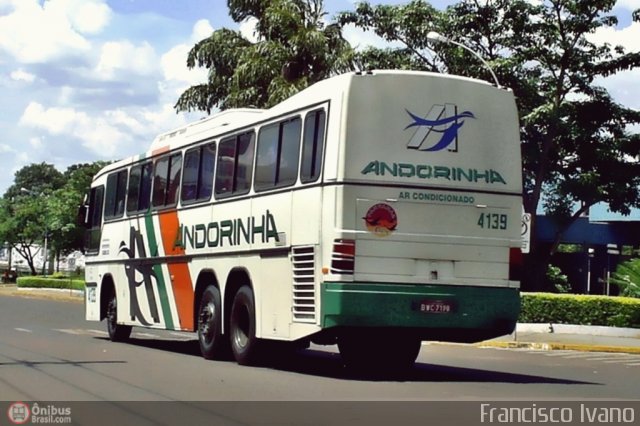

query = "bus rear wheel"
[
  {"left": 197, "top": 286, "right": 228, "bottom": 359},
  {"left": 229, "top": 285, "right": 261, "bottom": 365},
  {"left": 106, "top": 292, "right": 132, "bottom": 342}
]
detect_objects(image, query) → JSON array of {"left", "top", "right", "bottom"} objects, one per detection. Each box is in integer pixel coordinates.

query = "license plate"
[{"left": 414, "top": 299, "right": 455, "bottom": 314}]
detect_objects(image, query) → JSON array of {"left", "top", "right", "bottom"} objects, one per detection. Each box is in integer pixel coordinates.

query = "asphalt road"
[{"left": 1, "top": 293, "right": 639, "bottom": 421}]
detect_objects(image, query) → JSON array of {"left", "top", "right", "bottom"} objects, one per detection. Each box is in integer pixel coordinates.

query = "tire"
[
  {"left": 229, "top": 285, "right": 261, "bottom": 365},
  {"left": 197, "top": 286, "right": 228, "bottom": 360},
  {"left": 106, "top": 292, "right": 132, "bottom": 342},
  {"left": 338, "top": 330, "right": 421, "bottom": 375}
]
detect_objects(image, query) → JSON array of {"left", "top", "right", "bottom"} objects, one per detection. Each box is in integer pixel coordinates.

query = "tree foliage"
[
  {"left": 0, "top": 162, "right": 107, "bottom": 275},
  {"left": 174, "top": 0, "right": 640, "bottom": 291},
  {"left": 174, "top": 0, "right": 354, "bottom": 112},
  {"left": 611, "top": 258, "right": 640, "bottom": 298},
  {"left": 337, "top": 0, "right": 640, "bottom": 290}
]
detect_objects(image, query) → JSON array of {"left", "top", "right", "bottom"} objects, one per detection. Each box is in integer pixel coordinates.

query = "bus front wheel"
[
  {"left": 197, "top": 286, "right": 228, "bottom": 359},
  {"left": 229, "top": 285, "right": 261, "bottom": 365},
  {"left": 106, "top": 293, "right": 132, "bottom": 342}
]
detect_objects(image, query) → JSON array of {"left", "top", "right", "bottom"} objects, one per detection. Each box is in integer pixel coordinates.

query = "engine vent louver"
[{"left": 292, "top": 245, "right": 316, "bottom": 323}]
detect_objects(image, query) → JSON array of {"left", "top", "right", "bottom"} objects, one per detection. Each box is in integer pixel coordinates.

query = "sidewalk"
[
  {"left": 479, "top": 323, "right": 640, "bottom": 354},
  {"left": 0, "top": 284, "right": 83, "bottom": 302}
]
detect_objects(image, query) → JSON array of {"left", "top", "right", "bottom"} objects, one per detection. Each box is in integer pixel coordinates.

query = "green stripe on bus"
[
  {"left": 144, "top": 213, "right": 175, "bottom": 329},
  {"left": 321, "top": 282, "right": 519, "bottom": 334}
]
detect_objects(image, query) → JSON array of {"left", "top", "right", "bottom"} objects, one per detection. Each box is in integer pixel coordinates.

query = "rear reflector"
[
  {"left": 331, "top": 239, "right": 355, "bottom": 274},
  {"left": 509, "top": 247, "right": 523, "bottom": 281}
]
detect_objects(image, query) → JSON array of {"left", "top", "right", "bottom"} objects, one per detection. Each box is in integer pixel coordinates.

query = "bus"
[{"left": 82, "top": 70, "right": 523, "bottom": 371}]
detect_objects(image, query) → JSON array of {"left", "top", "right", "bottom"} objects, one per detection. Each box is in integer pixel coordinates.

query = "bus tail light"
[
  {"left": 509, "top": 247, "right": 523, "bottom": 282},
  {"left": 331, "top": 239, "right": 355, "bottom": 274}
]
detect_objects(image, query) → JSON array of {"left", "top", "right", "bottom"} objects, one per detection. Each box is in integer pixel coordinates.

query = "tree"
[
  {"left": 47, "top": 162, "right": 109, "bottom": 270},
  {"left": 174, "top": 0, "right": 354, "bottom": 113},
  {"left": 338, "top": 0, "right": 640, "bottom": 290},
  {"left": 0, "top": 163, "right": 64, "bottom": 275},
  {"left": 0, "top": 162, "right": 105, "bottom": 275},
  {"left": 611, "top": 257, "right": 640, "bottom": 298}
]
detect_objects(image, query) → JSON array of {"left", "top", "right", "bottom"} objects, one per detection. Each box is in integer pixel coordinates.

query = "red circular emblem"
[{"left": 364, "top": 203, "right": 398, "bottom": 237}]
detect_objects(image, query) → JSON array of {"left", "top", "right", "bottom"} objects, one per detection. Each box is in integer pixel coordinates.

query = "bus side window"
[
  {"left": 181, "top": 147, "right": 201, "bottom": 203},
  {"left": 104, "top": 170, "right": 127, "bottom": 220},
  {"left": 235, "top": 132, "right": 255, "bottom": 194},
  {"left": 126, "top": 161, "right": 153, "bottom": 214},
  {"left": 166, "top": 153, "right": 182, "bottom": 206},
  {"left": 255, "top": 117, "right": 301, "bottom": 192},
  {"left": 301, "top": 109, "right": 326, "bottom": 183},
  {"left": 215, "top": 132, "right": 254, "bottom": 198},
  {"left": 182, "top": 142, "right": 215, "bottom": 205},
  {"left": 127, "top": 165, "right": 142, "bottom": 213},
  {"left": 152, "top": 153, "right": 182, "bottom": 208},
  {"left": 85, "top": 185, "right": 104, "bottom": 254},
  {"left": 139, "top": 162, "right": 153, "bottom": 211}
]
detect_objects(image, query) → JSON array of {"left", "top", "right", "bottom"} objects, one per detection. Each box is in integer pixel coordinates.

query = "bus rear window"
[{"left": 301, "top": 109, "right": 325, "bottom": 183}]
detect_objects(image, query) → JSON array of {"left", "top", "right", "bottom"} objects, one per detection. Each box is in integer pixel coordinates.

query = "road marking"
[
  {"left": 557, "top": 353, "right": 597, "bottom": 359},
  {"left": 134, "top": 332, "right": 159, "bottom": 338},
  {"left": 626, "top": 362, "right": 640, "bottom": 366},
  {"left": 14, "top": 328, "right": 32, "bottom": 333},
  {"left": 54, "top": 328, "right": 83, "bottom": 335},
  {"left": 542, "top": 351, "right": 579, "bottom": 357},
  {"left": 54, "top": 328, "right": 107, "bottom": 336}
]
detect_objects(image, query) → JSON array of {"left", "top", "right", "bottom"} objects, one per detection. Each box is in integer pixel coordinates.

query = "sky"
[{"left": 0, "top": 0, "right": 639, "bottom": 201}]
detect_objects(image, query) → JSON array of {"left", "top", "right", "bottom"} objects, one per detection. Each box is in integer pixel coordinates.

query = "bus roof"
[{"left": 92, "top": 70, "right": 506, "bottom": 181}]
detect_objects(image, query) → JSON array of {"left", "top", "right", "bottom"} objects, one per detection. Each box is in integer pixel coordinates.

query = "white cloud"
[
  {"left": 95, "top": 40, "right": 157, "bottom": 80},
  {"left": 0, "top": 144, "right": 15, "bottom": 153},
  {"left": 587, "top": 20, "right": 640, "bottom": 109},
  {"left": 160, "top": 20, "right": 212, "bottom": 88},
  {"left": 19, "top": 101, "right": 129, "bottom": 157},
  {"left": 239, "top": 17, "right": 259, "bottom": 43},
  {"left": 29, "top": 137, "right": 43, "bottom": 149},
  {"left": 616, "top": 0, "right": 640, "bottom": 10},
  {"left": 65, "top": 0, "right": 112, "bottom": 35},
  {"left": 192, "top": 19, "right": 214, "bottom": 41},
  {"left": 589, "top": 21, "right": 640, "bottom": 52},
  {"left": 342, "top": 23, "right": 404, "bottom": 52},
  {"left": 0, "top": 0, "right": 111, "bottom": 63},
  {"left": 10, "top": 69, "right": 35, "bottom": 83}
]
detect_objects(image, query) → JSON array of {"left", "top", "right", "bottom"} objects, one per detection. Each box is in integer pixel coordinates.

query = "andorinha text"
[
  {"left": 361, "top": 161, "right": 507, "bottom": 185},
  {"left": 174, "top": 210, "right": 279, "bottom": 249},
  {"left": 480, "top": 403, "right": 635, "bottom": 423}
]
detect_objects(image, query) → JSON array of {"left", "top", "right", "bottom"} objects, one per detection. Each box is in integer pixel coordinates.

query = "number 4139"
[{"left": 477, "top": 213, "right": 508, "bottom": 230}]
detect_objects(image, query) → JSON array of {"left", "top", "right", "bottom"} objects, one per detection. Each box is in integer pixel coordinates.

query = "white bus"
[{"left": 83, "top": 70, "right": 523, "bottom": 370}]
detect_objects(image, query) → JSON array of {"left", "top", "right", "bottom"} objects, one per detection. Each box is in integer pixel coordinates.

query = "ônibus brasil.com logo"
[
  {"left": 7, "top": 402, "right": 72, "bottom": 424},
  {"left": 7, "top": 402, "right": 30, "bottom": 425}
]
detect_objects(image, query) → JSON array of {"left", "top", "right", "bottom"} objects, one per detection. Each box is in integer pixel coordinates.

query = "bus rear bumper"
[{"left": 320, "top": 282, "right": 520, "bottom": 343}]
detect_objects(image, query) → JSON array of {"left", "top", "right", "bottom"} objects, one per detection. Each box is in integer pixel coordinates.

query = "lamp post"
[
  {"left": 426, "top": 31, "right": 502, "bottom": 89},
  {"left": 20, "top": 187, "right": 49, "bottom": 276}
]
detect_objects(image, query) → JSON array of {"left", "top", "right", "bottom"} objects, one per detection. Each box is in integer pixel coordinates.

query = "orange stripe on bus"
[
  {"left": 158, "top": 210, "right": 194, "bottom": 330},
  {"left": 152, "top": 145, "right": 170, "bottom": 156}
]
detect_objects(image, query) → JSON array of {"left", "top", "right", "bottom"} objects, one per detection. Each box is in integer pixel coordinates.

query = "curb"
[
  {"left": 477, "top": 340, "right": 640, "bottom": 354},
  {"left": 16, "top": 287, "right": 84, "bottom": 297}
]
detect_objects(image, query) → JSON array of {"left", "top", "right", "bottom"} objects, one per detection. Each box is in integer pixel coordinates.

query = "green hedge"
[
  {"left": 520, "top": 293, "right": 640, "bottom": 328},
  {"left": 17, "top": 276, "right": 85, "bottom": 291}
]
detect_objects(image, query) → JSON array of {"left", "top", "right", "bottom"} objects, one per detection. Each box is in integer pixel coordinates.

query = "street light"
[
  {"left": 20, "top": 187, "right": 49, "bottom": 276},
  {"left": 426, "top": 31, "right": 502, "bottom": 89}
]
